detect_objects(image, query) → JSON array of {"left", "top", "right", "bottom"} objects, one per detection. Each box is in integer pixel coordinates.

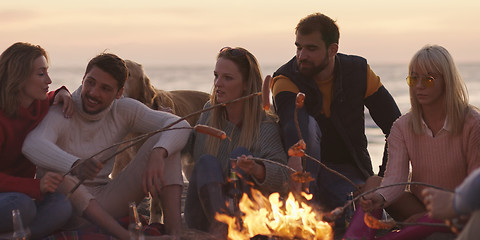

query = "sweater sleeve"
[
  {"left": 376, "top": 117, "right": 410, "bottom": 205},
  {"left": 465, "top": 111, "right": 480, "bottom": 173},
  {"left": 22, "top": 106, "right": 80, "bottom": 173},
  {"left": 454, "top": 167, "right": 480, "bottom": 215},
  {"left": 0, "top": 173, "right": 43, "bottom": 200},
  {"left": 252, "top": 120, "right": 289, "bottom": 195},
  {"left": 364, "top": 85, "right": 401, "bottom": 176}
]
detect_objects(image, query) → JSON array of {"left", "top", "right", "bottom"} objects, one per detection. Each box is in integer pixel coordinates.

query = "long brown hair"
[
  {"left": 205, "top": 47, "right": 268, "bottom": 155},
  {"left": 0, "top": 42, "right": 48, "bottom": 118}
]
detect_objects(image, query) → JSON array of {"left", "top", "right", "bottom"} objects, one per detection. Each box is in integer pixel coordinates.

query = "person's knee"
[
  {"left": 47, "top": 193, "right": 73, "bottom": 221},
  {"left": 7, "top": 193, "right": 36, "bottom": 225},
  {"left": 194, "top": 155, "right": 223, "bottom": 186},
  {"left": 197, "top": 154, "right": 221, "bottom": 172}
]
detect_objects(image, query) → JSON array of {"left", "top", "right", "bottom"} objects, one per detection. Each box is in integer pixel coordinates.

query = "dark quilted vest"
[{"left": 274, "top": 53, "right": 373, "bottom": 177}]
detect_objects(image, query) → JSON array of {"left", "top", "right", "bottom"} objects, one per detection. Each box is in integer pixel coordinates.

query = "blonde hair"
[
  {"left": 408, "top": 45, "right": 469, "bottom": 135},
  {"left": 0, "top": 42, "right": 48, "bottom": 118},
  {"left": 205, "top": 47, "right": 271, "bottom": 155}
]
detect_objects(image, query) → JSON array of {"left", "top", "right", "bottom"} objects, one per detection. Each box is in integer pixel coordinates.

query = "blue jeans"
[
  {"left": 300, "top": 116, "right": 365, "bottom": 228},
  {"left": 185, "top": 147, "right": 252, "bottom": 231},
  {"left": 0, "top": 192, "right": 72, "bottom": 239}
]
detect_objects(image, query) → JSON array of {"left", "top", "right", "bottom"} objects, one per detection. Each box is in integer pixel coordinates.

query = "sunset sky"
[{"left": 1, "top": 0, "right": 480, "bottom": 67}]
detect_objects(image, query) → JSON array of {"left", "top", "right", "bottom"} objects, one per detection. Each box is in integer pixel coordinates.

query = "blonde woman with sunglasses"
[{"left": 344, "top": 45, "right": 480, "bottom": 240}]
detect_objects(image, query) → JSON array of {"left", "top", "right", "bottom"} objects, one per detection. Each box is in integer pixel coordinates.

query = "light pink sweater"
[{"left": 378, "top": 108, "right": 480, "bottom": 205}]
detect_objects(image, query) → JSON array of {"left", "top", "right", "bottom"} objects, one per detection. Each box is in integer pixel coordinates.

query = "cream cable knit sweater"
[{"left": 22, "top": 86, "right": 190, "bottom": 185}]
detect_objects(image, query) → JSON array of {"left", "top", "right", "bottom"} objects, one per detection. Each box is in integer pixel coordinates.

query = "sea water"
[{"left": 48, "top": 63, "right": 480, "bottom": 174}]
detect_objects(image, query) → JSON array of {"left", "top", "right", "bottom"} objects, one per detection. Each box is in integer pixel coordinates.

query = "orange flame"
[{"left": 216, "top": 189, "right": 333, "bottom": 240}]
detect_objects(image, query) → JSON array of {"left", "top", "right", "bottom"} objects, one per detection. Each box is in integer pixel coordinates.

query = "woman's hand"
[
  {"left": 40, "top": 172, "right": 64, "bottom": 194},
  {"left": 359, "top": 192, "right": 385, "bottom": 213},
  {"left": 236, "top": 155, "right": 265, "bottom": 182},
  {"left": 53, "top": 88, "right": 74, "bottom": 118}
]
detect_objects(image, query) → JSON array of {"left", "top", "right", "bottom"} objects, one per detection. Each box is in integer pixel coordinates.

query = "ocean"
[{"left": 49, "top": 63, "right": 480, "bottom": 174}]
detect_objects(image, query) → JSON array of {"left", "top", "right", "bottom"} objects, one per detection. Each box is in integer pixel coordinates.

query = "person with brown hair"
[
  {"left": 0, "top": 42, "right": 74, "bottom": 239},
  {"left": 184, "top": 47, "right": 289, "bottom": 238},
  {"left": 22, "top": 52, "right": 190, "bottom": 239},
  {"left": 271, "top": 13, "right": 401, "bottom": 234}
]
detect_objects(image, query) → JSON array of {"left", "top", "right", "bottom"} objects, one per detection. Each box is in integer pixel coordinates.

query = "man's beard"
[{"left": 298, "top": 53, "right": 330, "bottom": 77}]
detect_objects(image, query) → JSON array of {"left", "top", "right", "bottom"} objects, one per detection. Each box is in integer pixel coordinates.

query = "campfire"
[{"left": 215, "top": 189, "right": 333, "bottom": 240}]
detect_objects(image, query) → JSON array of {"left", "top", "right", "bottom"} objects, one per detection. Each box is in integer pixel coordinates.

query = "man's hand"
[
  {"left": 40, "top": 172, "right": 64, "bottom": 194},
  {"left": 71, "top": 158, "right": 103, "bottom": 181},
  {"left": 53, "top": 88, "right": 74, "bottom": 118},
  {"left": 143, "top": 147, "right": 167, "bottom": 197}
]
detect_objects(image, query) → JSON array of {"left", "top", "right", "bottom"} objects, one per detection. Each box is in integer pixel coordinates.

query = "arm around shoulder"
[{"left": 22, "top": 106, "right": 79, "bottom": 173}]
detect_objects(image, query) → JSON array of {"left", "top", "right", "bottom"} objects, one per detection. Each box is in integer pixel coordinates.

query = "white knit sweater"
[{"left": 22, "top": 86, "right": 190, "bottom": 185}]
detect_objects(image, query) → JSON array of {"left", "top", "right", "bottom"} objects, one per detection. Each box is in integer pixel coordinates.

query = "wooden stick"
[
  {"left": 303, "top": 152, "right": 359, "bottom": 189},
  {"left": 352, "top": 181, "right": 454, "bottom": 204},
  {"left": 230, "top": 157, "right": 298, "bottom": 173},
  {"left": 65, "top": 91, "right": 263, "bottom": 197},
  {"left": 63, "top": 127, "right": 192, "bottom": 177}
]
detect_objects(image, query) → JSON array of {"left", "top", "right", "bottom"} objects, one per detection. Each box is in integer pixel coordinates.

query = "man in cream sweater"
[{"left": 22, "top": 53, "right": 190, "bottom": 239}]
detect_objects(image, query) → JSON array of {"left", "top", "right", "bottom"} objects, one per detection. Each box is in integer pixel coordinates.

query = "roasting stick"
[
  {"left": 63, "top": 127, "right": 191, "bottom": 177},
  {"left": 290, "top": 92, "right": 359, "bottom": 189},
  {"left": 64, "top": 126, "right": 194, "bottom": 196},
  {"left": 323, "top": 181, "right": 453, "bottom": 224},
  {"left": 360, "top": 182, "right": 453, "bottom": 229},
  {"left": 230, "top": 157, "right": 298, "bottom": 173},
  {"left": 289, "top": 93, "right": 452, "bottom": 228},
  {"left": 65, "top": 91, "right": 262, "bottom": 178},
  {"left": 303, "top": 152, "right": 358, "bottom": 189},
  {"left": 65, "top": 91, "right": 268, "bottom": 197},
  {"left": 66, "top": 73, "right": 275, "bottom": 197}
]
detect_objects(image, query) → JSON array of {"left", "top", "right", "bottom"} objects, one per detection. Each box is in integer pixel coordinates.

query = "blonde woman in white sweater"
[{"left": 22, "top": 53, "right": 190, "bottom": 240}]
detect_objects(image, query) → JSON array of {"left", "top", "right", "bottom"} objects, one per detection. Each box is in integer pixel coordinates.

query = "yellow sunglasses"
[{"left": 406, "top": 75, "right": 435, "bottom": 88}]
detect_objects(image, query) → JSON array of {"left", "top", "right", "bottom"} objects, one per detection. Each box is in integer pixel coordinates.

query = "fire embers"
[{"left": 216, "top": 188, "right": 333, "bottom": 240}]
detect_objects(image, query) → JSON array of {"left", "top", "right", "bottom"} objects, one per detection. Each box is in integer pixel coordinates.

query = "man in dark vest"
[{"left": 271, "top": 12, "right": 401, "bottom": 231}]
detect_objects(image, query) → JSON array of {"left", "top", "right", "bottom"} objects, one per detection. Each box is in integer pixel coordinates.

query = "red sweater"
[{"left": 0, "top": 88, "right": 63, "bottom": 200}]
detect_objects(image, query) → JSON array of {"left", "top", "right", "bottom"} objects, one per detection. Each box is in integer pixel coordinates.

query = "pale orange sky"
[{"left": 1, "top": 0, "right": 480, "bottom": 67}]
